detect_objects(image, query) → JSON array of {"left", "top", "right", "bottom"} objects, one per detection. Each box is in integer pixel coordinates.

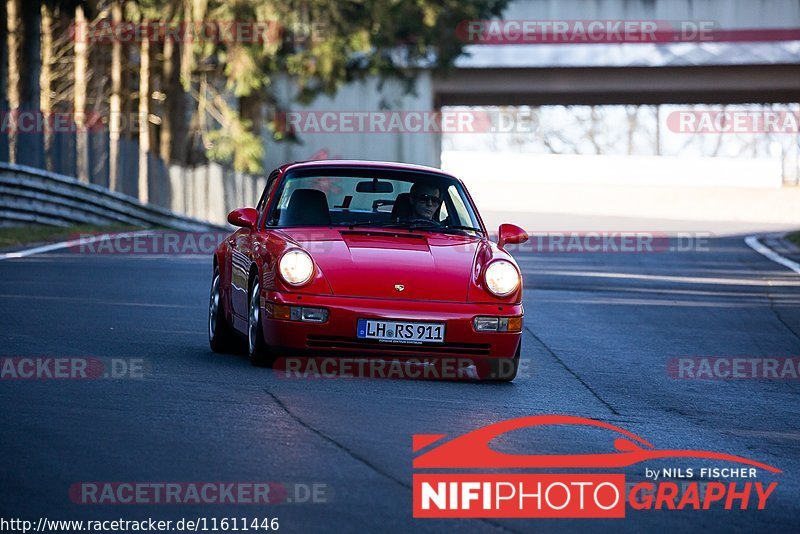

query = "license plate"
[{"left": 357, "top": 319, "right": 445, "bottom": 344}]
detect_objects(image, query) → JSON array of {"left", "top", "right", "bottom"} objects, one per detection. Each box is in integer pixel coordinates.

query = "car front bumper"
[{"left": 260, "top": 290, "right": 522, "bottom": 360}]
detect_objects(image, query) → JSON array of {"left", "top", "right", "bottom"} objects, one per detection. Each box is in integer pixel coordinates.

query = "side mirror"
[
  {"left": 227, "top": 207, "right": 259, "bottom": 229},
  {"left": 497, "top": 223, "right": 528, "bottom": 249}
]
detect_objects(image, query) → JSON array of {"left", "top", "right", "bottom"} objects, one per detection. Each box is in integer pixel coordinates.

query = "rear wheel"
[
  {"left": 209, "top": 267, "right": 240, "bottom": 353},
  {"left": 248, "top": 278, "right": 274, "bottom": 367}
]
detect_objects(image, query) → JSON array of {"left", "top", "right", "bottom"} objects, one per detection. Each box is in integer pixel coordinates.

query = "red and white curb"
[{"left": 745, "top": 235, "right": 800, "bottom": 275}]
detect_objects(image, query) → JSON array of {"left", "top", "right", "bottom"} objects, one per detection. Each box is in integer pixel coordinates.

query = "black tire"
[
  {"left": 247, "top": 277, "right": 274, "bottom": 367},
  {"left": 209, "top": 267, "right": 241, "bottom": 353},
  {"left": 488, "top": 343, "right": 521, "bottom": 382}
]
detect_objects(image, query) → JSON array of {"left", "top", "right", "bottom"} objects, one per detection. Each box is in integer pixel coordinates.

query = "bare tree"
[
  {"left": 108, "top": 0, "right": 123, "bottom": 190},
  {"left": 581, "top": 106, "right": 604, "bottom": 155},
  {"left": 138, "top": 19, "right": 150, "bottom": 202},
  {"left": 711, "top": 105, "right": 727, "bottom": 157},
  {"left": 625, "top": 105, "right": 638, "bottom": 156},
  {"left": 40, "top": 1, "right": 55, "bottom": 171},
  {"left": 5, "top": 0, "right": 21, "bottom": 163},
  {"left": 159, "top": 2, "right": 188, "bottom": 167},
  {"left": 74, "top": 2, "right": 89, "bottom": 182}
]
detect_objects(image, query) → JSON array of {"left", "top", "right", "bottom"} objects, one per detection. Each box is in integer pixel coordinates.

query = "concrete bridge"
[{"left": 264, "top": 0, "right": 800, "bottom": 169}]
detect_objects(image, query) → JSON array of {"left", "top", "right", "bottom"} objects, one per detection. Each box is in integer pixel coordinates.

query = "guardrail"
[{"left": 0, "top": 162, "right": 224, "bottom": 231}]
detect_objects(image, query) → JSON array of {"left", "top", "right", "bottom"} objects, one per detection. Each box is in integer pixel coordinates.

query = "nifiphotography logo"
[{"left": 412, "top": 415, "right": 781, "bottom": 518}]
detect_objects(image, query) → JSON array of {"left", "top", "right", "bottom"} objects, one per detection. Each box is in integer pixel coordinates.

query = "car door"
[
  {"left": 230, "top": 171, "right": 281, "bottom": 325},
  {"left": 229, "top": 228, "right": 252, "bottom": 329}
]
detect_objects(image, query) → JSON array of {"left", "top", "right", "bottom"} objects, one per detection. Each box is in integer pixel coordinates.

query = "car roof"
[{"left": 278, "top": 159, "right": 462, "bottom": 182}]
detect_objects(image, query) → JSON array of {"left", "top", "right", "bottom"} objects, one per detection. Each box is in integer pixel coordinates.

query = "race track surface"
[{"left": 1, "top": 236, "right": 799, "bottom": 532}]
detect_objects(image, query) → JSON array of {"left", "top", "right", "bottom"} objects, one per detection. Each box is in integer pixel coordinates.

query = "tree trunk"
[
  {"left": 74, "top": 3, "right": 89, "bottom": 182},
  {"left": 138, "top": 23, "right": 150, "bottom": 203},
  {"left": 159, "top": 37, "right": 173, "bottom": 162},
  {"left": 180, "top": 0, "right": 193, "bottom": 90},
  {"left": 160, "top": 36, "right": 187, "bottom": 164},
  {"left": 240, "top": 93, "right": 263, "bottom": 137},
  {"left": 108, "top": 0, "right": 123, "bottom": 190},
  {"left": 0, "top": 4, "right": 6, "bottom": 107},
  {"left": 40, "top": 1, "right": 54, "bottom": 171},
  {"left": 5, "top": 0, "right": 21, "bottom": 164}
]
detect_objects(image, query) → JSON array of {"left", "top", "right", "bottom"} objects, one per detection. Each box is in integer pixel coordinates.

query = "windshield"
[{"left": 267, "top": 168, "right": 484, "bottom": 235}]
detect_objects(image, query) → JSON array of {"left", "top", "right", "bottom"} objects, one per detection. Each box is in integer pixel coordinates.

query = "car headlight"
[
  {"left": 279, "top": 249, "right": 314, "bottom": 286},
  {"left": 484, "top": 260, "right": 520, "bottom": 297}
]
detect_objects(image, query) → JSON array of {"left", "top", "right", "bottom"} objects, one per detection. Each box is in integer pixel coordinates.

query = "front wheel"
[
  {"left": 209, "top": 267, "right": 240, "bottom": 353},
  {"left": 248, "top": 279, "right": 274, "bottom": 367},
  {"left": 487, "top": 343, "right": 521, "bottom": 382}
]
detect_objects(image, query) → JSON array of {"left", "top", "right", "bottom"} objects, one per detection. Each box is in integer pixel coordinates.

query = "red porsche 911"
[{"left": 208, "top": 160, "right": 528, "bottom": 380}]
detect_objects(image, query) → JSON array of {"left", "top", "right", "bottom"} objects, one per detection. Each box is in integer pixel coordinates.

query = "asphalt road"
[{"left": 1, "top": 235, "right": 799, "bottom": 533}]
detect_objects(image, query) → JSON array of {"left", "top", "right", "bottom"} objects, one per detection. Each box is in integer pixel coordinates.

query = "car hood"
[{"left": 281, "top": 228, "right": 482, "bottom": 301}]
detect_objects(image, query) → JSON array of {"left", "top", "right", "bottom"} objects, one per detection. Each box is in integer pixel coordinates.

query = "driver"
[{"left": 408, "top": 182, "right": 442, "bottom": 221}]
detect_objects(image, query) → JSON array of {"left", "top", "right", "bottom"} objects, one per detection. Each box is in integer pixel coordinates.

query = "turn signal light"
[
  {"left": 271, "top": 304, "right": 291, "bottom": 320},
  {"left": 507, "top": 316, "right": 523, "bottom": 332},
  {"left": 473, "top": 316, "right": 523, "bottom": 332},
  {"left": 266, "top": 303, "right": 328, "bottom": 323}
]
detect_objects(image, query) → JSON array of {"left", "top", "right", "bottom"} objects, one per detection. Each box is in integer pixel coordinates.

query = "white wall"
[
  {"left": 442, "top": 151, "right": 800, "bottom": 232},
  {"left": 443, "top": 151, "right": 783, "bottom": 189},
  {"left": 166, "top": 163, "right": 267, "bottom": 225},
  {"left": 262, "top": 74, "right": 439, "bottom": 170}
]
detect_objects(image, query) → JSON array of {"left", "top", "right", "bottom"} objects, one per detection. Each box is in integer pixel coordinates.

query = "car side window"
[
  {"left": 258, "top": 171, "right": 281, "bottom": 228},
  {"left": 445, "top": 185, "right": 469, "bottom": 225},
  {"left": 438, "top": 198, "right": 449, "bottom": 223}
]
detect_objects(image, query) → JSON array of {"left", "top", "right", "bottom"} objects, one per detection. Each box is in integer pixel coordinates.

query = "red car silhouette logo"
[{"left": 413, "top": 415, "right": 781, "bottom": 472}]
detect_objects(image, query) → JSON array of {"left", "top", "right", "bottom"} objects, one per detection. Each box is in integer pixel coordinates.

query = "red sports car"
[{"left": 208, "top": 160, "right": 528, "bottom": 380}]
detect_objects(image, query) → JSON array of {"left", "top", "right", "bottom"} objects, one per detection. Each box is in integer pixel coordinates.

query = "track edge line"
[{"left": 744, "top": 235, "right": 800, "bottom": 275}]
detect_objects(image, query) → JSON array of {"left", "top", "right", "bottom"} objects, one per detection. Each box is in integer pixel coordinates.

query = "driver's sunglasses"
[{"left": 414, "top": 194, "right": 442, "bottom": 205}]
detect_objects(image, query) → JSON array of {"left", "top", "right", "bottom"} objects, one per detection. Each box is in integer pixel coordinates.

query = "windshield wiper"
[
  {"left": 341, "top": 220, "right": 438, "bottom": 230},
  {"left": 442, "top": 224, "right": 484, "bottom": 234},
  {"left": 404, "top": 220, "right": 441, "bottom": 229},
  {"left": 341, "top": 221, "right": 403, "bottom": 229}
]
